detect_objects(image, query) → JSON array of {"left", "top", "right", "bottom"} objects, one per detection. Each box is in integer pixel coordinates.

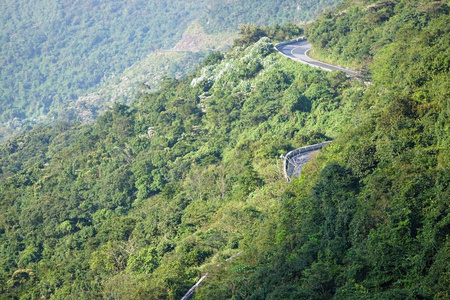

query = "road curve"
[
  {"left": 283, "top": 141, "right": 332, "bottom": 181},
  {"left": 275, "top": 39, "right": 359, "bottom": 77}
]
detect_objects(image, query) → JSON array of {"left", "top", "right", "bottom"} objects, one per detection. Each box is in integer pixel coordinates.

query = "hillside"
[
  {"left": 62, "top": 51, "right": 206, "bottom": 123},
  {"left": 0, "top": 0, "right": 449, "bottom": 299},
  {"left": 196, "top": 0, "right": 450, "bottom": 298},
  {"left": 0, "top": 0, "right": 340, "bottom": 141},
  {"left": 0, "top": 0, "right": 201, "bottom": 125},
  {"left": 199, "top": 0, "right": 340, "bottom": 33},
  {"left": 60, "top": 21, "right": 238, "bottom": 124},
  {"left": 0, "top": 24, "right": 365, "bottom": 298}
]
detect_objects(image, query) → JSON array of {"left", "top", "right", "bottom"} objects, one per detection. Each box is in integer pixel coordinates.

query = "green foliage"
[
  {"left": 200, "top": 0, "right": 340, "bottom": 34},
  {"left": 307, "top": 0, "right": 450, "bottom": 73},
  {"left": 0, "top": 0, "right": 340, "bottom": 142},
  {"left": 0, "top": 0, "right": 201, "bottom": 135},
  {"left": 0, "top": 2, "right": 449, "bottom": 297},
  {"left": 0, "top": 28, "right": 361, "bottom": 297},
  {"left": 233, "top": 23, "right": 304, "bottom": 48},
  {"left": 127, "top": 247, "right": 159, "bottom": 274},
  {"left": 195, "top": 1, "right": 449, "bottom": 299}
]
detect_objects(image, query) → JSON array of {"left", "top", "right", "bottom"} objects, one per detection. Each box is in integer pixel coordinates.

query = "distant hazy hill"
[
  {"left": 0, "top": 0, "right": 340, "bottom": 140},
  {"left": 201, "top": 0, "right": 340, "bottom": 32},
  {"left": 0, "top": 0, "right": 203, "bottom": 136},
  {"left": 61, "top": 21, "right": 237, "bottom": 124}
]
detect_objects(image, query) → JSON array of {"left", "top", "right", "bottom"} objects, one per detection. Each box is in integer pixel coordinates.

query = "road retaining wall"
[{"left": 283, "top": 141, "right": 332, "bottom": 181}]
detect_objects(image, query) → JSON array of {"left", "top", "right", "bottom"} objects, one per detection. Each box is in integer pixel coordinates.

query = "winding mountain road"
[
  {"left": 275, "top": 38, "right": 358, "bottom": 181},
  {"left": 181, "top": 39, "right": 350, "bottom": 299},
  {"left": 275, "top": 38, "right": 359, "bottom": 77}
]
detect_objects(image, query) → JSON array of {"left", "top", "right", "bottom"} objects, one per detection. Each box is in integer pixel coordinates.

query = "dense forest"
[
  {"left": 0, "top": 0, "right": 339, "bottom": 141},
  {"left": 0, "top": 0, "right": 449, "bottom": 299},
  {"left": 200, "top": 0, "right": 339, "bottom": 33},
  {"left": 1, "top": 0, "right": 200, "bottom": 125}
]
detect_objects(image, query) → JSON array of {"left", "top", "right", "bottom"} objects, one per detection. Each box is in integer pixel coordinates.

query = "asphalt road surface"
[
  {"left": 285, "top": 150, "right": 319, "bottom": 179},
  {"left": 276, "top": 39, "right": 359, "bottom": 77},
  {"left": 283, "top": 141, "right": 332, "bottom": 181}
]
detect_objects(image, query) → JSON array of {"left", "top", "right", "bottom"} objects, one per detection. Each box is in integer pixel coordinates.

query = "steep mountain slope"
[
  {"left": 0, "top": 25, "right": 365, "bottom": 298},
  {"left": 0, "top": 0, "right": 201, "bottom": 122},
  {"left": 0, "top": 0, "right": 448, "bottom": 299},
  {"left": 195, "top": 0, "right": 450, "bottom": 298},
  {"left": 62, "top": 21, "right": 237, "bottom": 123},
  {"left": 63, "top": 51, "right": 206, "bottom": 123},
  {"left": 0, "top": 0, "right": 341, "bottom": 141}
]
